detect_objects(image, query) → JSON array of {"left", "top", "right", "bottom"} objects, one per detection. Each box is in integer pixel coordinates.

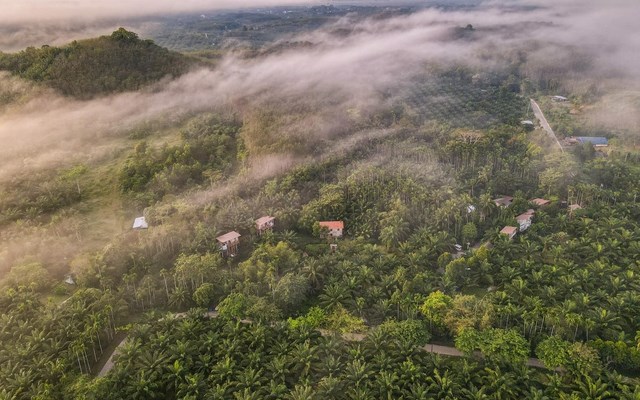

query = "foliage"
[
  {"left": 0, "top": 288, "right": 126, "bottom": 399},
  {"left": 375, "top": 318, "right": 431, "bottom": 348},
  {"left": 118, "top": 114, "right": 240, "bottom": 203},
  {"left": 0, "top": 29, "right": 191, "bottom": 99},
  {"left": 89, "top": 316, "right": 638, "bottom": 399},
  {"left": 192, "top": 283, "right": 216, "bottom": 308},
  {"left": 420, "top": 290, "right": 451, "bottom": 333},
  {"left": 455, "top": 327, "right": 529, "bottom": 365},
  {"left": 3, "top": 262, "right": 53, "bottom": 292},
  {"left": 324, "top": 304, "right": 366, "bottom": 334},
  {"left": 536, "top": 335, "right": 571, "bottom": 369}
]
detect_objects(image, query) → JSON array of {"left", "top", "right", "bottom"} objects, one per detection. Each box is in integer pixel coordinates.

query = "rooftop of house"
[
  {"left": 500, "top": 226, "right": 518, "bottom": 235},
  {"left": 531, "top": 198, "right": 551, "bottom": 206},
  {"left": 256, "top": 216, "right": 275, "bottom": 225},
  {"left": 576, "top": 137, "right": 608, "bottom": 146},
  {"left": 319, "top": 221, "right": 344, "bottom": 230},
  {"left": 132, "top": 216, "right": 148, "bottom": 229},
  {"left": 216, "top": 231, "right": 241, "bottom": 243},
  {"left": 516, "top": 210, "right": 535, "bottom": 221},
  {"left": 494, "top": 196, "right": 514, "bottom": 206}
]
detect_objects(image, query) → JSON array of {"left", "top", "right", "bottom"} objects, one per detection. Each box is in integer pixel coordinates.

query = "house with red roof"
[{"left": 319, "top": 221, "right": 344, "bottom": 238}]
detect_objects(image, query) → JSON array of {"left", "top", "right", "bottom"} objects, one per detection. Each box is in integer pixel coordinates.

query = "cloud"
[{"left": 2, "top": 1, "right": 639, "bottom": 182}]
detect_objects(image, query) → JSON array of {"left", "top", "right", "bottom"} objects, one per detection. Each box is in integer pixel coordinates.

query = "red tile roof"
[{"left": 319, "top": 221, "right": 344, "bottom": 230}]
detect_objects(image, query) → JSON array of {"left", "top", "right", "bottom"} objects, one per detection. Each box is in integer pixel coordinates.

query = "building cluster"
[
  {"left": 132, "top": 213, "right": 347, "bottom": 257},
  {"left": 496, "top": 197, "right": 549, "bottom": 240}
]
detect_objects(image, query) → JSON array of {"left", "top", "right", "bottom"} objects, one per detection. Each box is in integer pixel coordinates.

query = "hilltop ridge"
[{"left": 0, "top": 28, "right": 192, "bottom": 99}]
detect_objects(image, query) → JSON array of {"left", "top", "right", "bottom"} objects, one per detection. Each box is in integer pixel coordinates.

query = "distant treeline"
[{"left": 0, "top": 28, "right": 192, "bottom": 99}]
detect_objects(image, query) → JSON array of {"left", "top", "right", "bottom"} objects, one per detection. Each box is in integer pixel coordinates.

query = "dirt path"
[
  {"left": 98, "top": 312, "right": 549, "bottom": 377},
  {"left": 530, "top": 99, "right": 564, "bottom": 153},
  {"left": 97, "top": 337, "right": 127, "bottom": 377}
]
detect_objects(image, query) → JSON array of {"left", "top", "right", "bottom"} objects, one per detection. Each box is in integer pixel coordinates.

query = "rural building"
[
  {"left": 467, "top": 205, "right": 476, "bottom": 214},
  {"left": 132, "top": 217, "right": 148, "bottom": 229},
  {"left": 568, "top": 204, "right": 582, "bottom": 216},
  {"left": 552, "top": 95, "right": 568, "bottom": 102},
  {"left": 64, "top": 274, "right": 76, "bottom": 285},
  {"left": 576, "top": 137, "right": 608, "bottom": 147},
  {"left": 319, "top": 221, "right": 344, "bottom": 238},
  {"left": 217, "top": 231, "right": 241, "bottom": 256},
  {"left": 500, "top": 226, "right": 518, "bottom": 240},
  {"left": 516, "top": 210, "right": 535, "bottom": 232},
  {"left": 530, "top": 198, "right": 551, "bottom": 207},
  {"left": 255, "top": 216, "right": 275, "bottom": 235},
  {"left": 493, "top": 196, "right": 514, "bottom": 207}
]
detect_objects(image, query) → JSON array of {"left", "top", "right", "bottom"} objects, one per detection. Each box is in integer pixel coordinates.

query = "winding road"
[
  {"left": 97, "top": 312, "right": 548, "bottom": 377},
  {"left": 530, "top": 98, "right": 564, "bottom": 153}
]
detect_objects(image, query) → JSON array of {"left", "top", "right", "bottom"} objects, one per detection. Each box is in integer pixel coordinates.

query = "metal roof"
[
  {"left": 132, "top": 217, "right": 148, "bottom": 229},
  {"left": 576, "top": 137, "right": 608, "bottom": 146}
]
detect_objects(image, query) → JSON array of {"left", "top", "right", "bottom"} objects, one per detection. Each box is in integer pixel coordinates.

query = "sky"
[{"left": 1, "top": 0, "right": 320, "bottom": 23}]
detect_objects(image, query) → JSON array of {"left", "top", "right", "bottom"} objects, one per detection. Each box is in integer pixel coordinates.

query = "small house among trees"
[
  {"left": 500, "top": 226, "right": 517, "bottom": 240},
  {"left": 530, "top": 198, "right": 550, "bottom": 207},
  {"left": 516, "top": 210, "right": 535, "bottom": 232},
  {"left": 132, "top": 217, "right": 148, "bottom": 229},
  {"left": 568, "top": 204, "right": 582, "bottom": 216},
  {"left": 217, "top": 231, "right": 241, "bottom": 256},
  {"left": 552, "top": 95, "right": 568, "bottom": 102},
  {"left": 319, "top": 221, "right": 344, "bottom": 238},
  {"left": 255, "top": 216, "right": 275, "bottom": 235},
  {"left": 576, "top": 137, "right": 608, "bottom": 147},
  {"left": 493, "top": 196, "right": 513, "bottom": 208}
]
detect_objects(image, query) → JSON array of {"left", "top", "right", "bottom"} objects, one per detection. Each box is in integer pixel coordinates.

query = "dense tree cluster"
[
  {"left": 0, "top": 29, "right": 191, "bottom": 99},
  {"left": 77, "top": 315, "right": 638, "bottom": 399},
  {"left": 119, "top": 114, "right": 241, "bottom": 205}
]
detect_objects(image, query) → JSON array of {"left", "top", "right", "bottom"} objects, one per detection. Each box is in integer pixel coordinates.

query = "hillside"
[
  {"left": 0, "top": 28, "right": 192, "bottom": 99},
  {"left": 1, "top": 4, "right": 640, "bottom": 399}
]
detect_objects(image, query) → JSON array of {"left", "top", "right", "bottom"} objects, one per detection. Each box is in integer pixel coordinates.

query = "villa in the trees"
[
  {"left": 500, "top": 226, "right": 518, "bottom": 240},
  {"left": 516, "top": 210, "right": 535, "bottom": 232},
  {"left": 319, "top": 221, "right": 344, "bottom": 238},
  {"left": 217, "top": 231, "right": 241, "bottom": 256},
  {"left": 256, "top": 216, "right": 275, "bottom": 235},
  {"left": 493, "top": 196, "right": 513, "bottom": 208},
  {"left": 530, "top": 198, "right": 551, "bottom": 207}
]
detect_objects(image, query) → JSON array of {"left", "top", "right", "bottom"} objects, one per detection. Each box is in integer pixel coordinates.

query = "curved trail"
[
  {"left": 98, "top": 312, "right": 548, "bottom": 376},
  {"left": 530, "top": 98, "right": 564, "bottom": 153}
]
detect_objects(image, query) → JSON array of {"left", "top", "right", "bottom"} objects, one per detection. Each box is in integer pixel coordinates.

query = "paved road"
[{"left": 530, "top": 99, "right": 564, "bottom": 153}]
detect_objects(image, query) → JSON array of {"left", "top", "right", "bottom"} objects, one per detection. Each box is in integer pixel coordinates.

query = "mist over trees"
[{"left": 1, "top": 1, "right": 640, "bottom": 398}]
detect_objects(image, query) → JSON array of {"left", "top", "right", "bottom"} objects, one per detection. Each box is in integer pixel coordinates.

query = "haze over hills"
[{"left": 0, "top": 1, "right": 640, "bottom": 399}]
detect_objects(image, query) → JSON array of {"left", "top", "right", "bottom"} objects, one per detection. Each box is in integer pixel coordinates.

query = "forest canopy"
[{"left": 0, "top": 28, "right": 192, "bottom": 99}]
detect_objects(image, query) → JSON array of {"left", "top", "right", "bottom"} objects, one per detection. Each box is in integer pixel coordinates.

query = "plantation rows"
[{"left": 404, "top": 76, "right": 528, "bottom": 129}]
